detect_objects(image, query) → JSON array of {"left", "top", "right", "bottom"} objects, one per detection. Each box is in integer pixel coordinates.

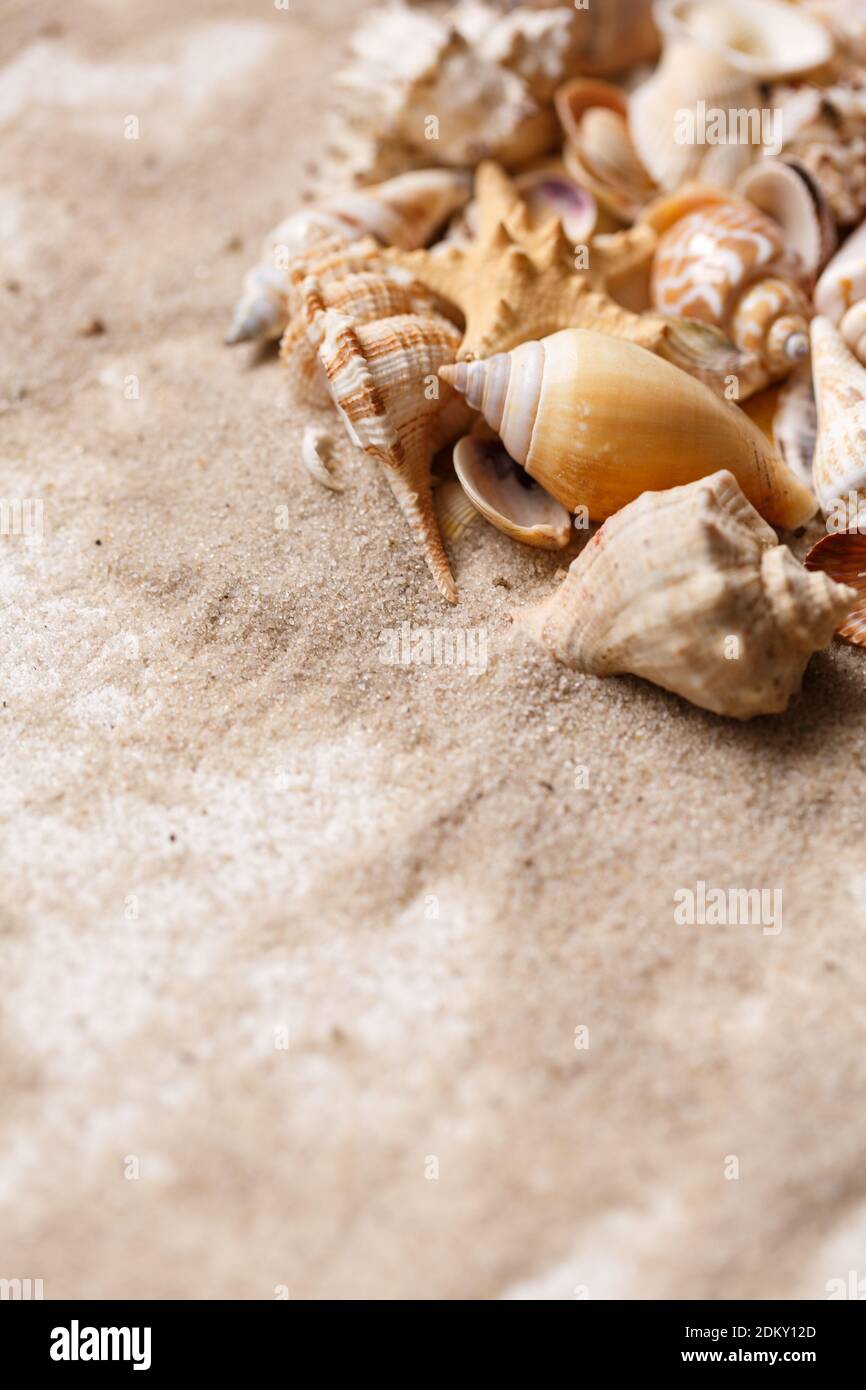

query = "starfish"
[{"left": 388, "top": 161, "right": 754, "bottom": 390}]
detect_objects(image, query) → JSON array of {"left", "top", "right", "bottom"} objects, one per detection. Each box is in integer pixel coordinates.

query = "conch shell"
[
  {"left": 517, "top": 470, "right": 854, "bottom": 719},
  {"left": 644, "top": 187, "right": 813, "bottom": 393},
  {"left": 555, "top": 79, "right": 657, "bottom": 223},
  {"left": 629, "top": 0, "right": 832, "bottom": 192},
  {"left": 303, "top": 283, "right": 466, "bottom": 603},
  {"left": 439, "top": 328, "right": 817, "bottom": 529},
  {"left": 810, "top": 315, "right": 866, "bottom": 526},
  {"left": 815, "top": 219, "right": 866, "bottom": 365},
  {"left": 226, "top": 170, "right": 471, "bottom": 346},
  {"left": 391, "top": 161, "right": 755, "bottom": 394},
  {"left": 804, "top": 530, "right": 866, "bottom": 646}
]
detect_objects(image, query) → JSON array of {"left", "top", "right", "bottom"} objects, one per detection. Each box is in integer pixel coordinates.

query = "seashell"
[
  {"left": 226, "top": 170, "right": 471, "bottom": 346},
  {"left": 629, "top": 0, "right": 832, "bottom": 193},
  {"left": 516, "top": 470, "right": 854, "bottom": 719},
  {"left": 801, "top": 0, "right": 866, "bottom": 62},
  {"left": 815, "top": 218, "right": 866, "bottom": 364},
  {"left": 435, "top": 479, "right": 481, "bottom": 544},
  {"left": 809, "top": 315, "right": 866, "bottom": 525},
  {"left": 773, "top": 364, "right": 819, "bottom": 490},
  {"left": 280, "top": 267, "right": 450, "bottom": 406},
  {"left": 302, "top": 280, "right": 466, "bottom": 603},
  {"left": 513, "top": 163, "right": 597, "bottom": 245},
  {"left": 555, "top": 80, "right": 657, "bottom": 223},
  {"left": 335, "top": 2, "right": 557, "bottom": 177},
  {"left": 804, "top": 530, "right": 866, "bottom": 645},
  {"left": 439, "top": 328, "right": 817, "bottom": 529},
  {"left": 453, "top": 434, "right": 571, "bottom": 549},
  {"left": 776, "top": 73, "right": 866, "bottom": 230},
  {"left": 301, "top": 428, "right": 343, "bottom": 493},
  {"left": 645, "top": 188, "right": 812, "bottom": 392},
  {"left": 457, "top": 0, "right": 660, "bottom": 80},
  {"left": 390, "top": 162, "right": 756, "bottom": 394},
  {"left": 737, "top": 158, "right": 837, "bottom": 275}
]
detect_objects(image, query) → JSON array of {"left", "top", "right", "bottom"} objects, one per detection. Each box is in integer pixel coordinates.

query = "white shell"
[
  {"left": 815, "top": 219, "right": 866, "bottom": 365},
  {"left": 810, "top": 315, "right": 866, "bottom": 524},
  {"left": 517, "top": 470, "right": 854, "bottom": 719}
]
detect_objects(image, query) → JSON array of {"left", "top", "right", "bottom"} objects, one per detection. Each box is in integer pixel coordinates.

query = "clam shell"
[
  {"left": 804, "top": 531, "right": 866, "bottom": 645},
  {"left": 513, "top": 163, "right": 598, "bottom": 245},
  {"left": 737, "top": 158, "right": 837, "bottom": 276},
  {"left": 517, "top": 470, "right": 854, "bottom": 719},
  {"left": 440, "top": 328, "right": 817, "bottom": 529},
  {"left": 556, "top": 80, "right": 656, "bottom": 223},
  {"left": 453, "top": 434, "right": 571, "bottom": 549}
]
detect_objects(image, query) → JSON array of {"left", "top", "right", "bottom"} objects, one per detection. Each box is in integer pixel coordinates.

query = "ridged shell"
[
  {"left": 810, "top": 315, "right": 866, "bottom": 525},
  {"left": 226, "top": 171, "right": 470, "bottom": 346},
  {"left": 815, "top": 219, "right": 866, "bottom": 365},
  {"left": 517, "top": 470, "right": 854, "bottom": 719},
  {"left": 302, "top": 282, "right": 465, "bottom": 603},
  {"left": 804, "top": 531, "right": 866, "bottom": 645},
  {"left": 440, "top": 328, "right": 817, "bottom": 529}
]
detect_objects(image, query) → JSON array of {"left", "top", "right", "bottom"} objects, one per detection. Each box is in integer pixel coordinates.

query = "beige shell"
[
  {"left": 458, "top": 0, "right": 660, "bottom": 80},
  {"left": 280, "top": 267, "right": 450, "bottom": 406},
  {"left": 810, "top": 315, "right": 866, "bottom": 525},
  {"left": 516, "top": 470, "right": 854, "bottom": 719},
  {"left": 815, "top": 219, "right": 866, "bottom": 365},
  {"left": 801, "top": 0, "right": 866, "bottom": 61},
  {"left": 390, "top": 162, "right": 754, "bottom": 394},
  {"left": 335, "top": 3, "right": 556, "bottom": 177},
  {"left": 439, "top": 328, "right": 817, "bottom": 529},
  {"left": 513, "top": 162, "right": 598, "bottom": 245},
  {"left": 737, "top": 159, "right": 837, "bottom": 276},
  {"left": 646, "top": 189, "right": 812, "bottom": 392},
  {"left": 773, "top": 364, "right": 819, "bottom": 490},
  {"left": 302, "top": 281, "right": 466, "bottom": 603},
  {"left": 629, "top": 0, "right": 831, "bottom": 192},
  {"left": 775, "top": 74, "right": 866, "bottom": 230},
  {"left": 453, "top": 434, "right": 571, "bottom": 549},
  {"left": 225, "top": 170, "right": 470, "bottom": 346},
  {"left": 555, "top": 80, "right": 657, "bottom": 223},
  {"left": 804, "top": 530, "right": 866, "bottom": 646}
]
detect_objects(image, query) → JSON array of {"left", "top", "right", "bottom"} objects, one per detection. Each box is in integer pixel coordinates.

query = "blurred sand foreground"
[{"left": 1, "top": 0, "right": 866, "bottom": 1300}]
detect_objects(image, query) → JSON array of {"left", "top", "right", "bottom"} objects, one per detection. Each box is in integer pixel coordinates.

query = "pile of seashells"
[{"left": 227, "top": 0, "right": 866, "bottom": 719}]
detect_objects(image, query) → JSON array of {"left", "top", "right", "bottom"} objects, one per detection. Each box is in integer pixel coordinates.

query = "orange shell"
[{"left": 804, "top": 530, "right": 866, "bottom": 645}]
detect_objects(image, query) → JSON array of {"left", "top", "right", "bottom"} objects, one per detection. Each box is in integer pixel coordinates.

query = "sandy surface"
[{"left": 2, "top": 0, "right": 866, "bottom": 1301}]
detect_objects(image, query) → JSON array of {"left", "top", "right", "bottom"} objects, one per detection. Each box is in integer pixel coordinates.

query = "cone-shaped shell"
[
  {"left": 804, "top": 530, "right": 866, "bottom": 645},
  {"left": 517, "top": 470, "right": 854, "bottom": 719},
  {"left": 810, "top": 315, "right": 866, "bottom": 524},
  {"left": 440, "top": 329, "right": 817, "bottom": 529},
  {"left": 304, "top": 285, "right": 464, "bottom": 603},
  {"left": 815, "top": 219, "right": 866, "bottom": 365}
]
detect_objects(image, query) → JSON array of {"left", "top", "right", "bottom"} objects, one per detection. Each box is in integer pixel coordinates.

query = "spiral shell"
[
  {"left": 517, "top": 470, "right": 853, "bottom": 719},
  {"left": 646, "top": 190, "right": 812, "bottom": 390},
  {"left": 226, "top": 170, "right": 471, "bottom": 346},
  {"left": 815, "top": 219, "right": 866, "bottom": 366},
  {"left": 303, "top": 283, "right": 465, "bottom": 603},
  {"left": 439, "top": 328, "right": 817, "bottom": 529}
]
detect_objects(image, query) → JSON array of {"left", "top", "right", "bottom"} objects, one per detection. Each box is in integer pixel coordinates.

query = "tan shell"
[
  {"left": 737, "top": 158, "right": 837, "bottom": 276},
  {"left": 390, "top": 162, "right": 754, "bottom": 393},
  {"left": 302, "top": 281, "right": 465, "bottom": 603},
  {"left": 517, "top": 470, "right": 854, "bottom": 719},
  {"left": 453, "top": 434, "right": 571, "bottom": 549},
  {"left": 805, "top": 530, "right": 866, "bottom": 645},
  {"left": 810, "top": 315, "right": 866, "bottom": 525},
  {"left": 555, "top": 80, "right": 657, "bottom": 223},
  {"left": 815, "top": 218, "right": 866, "bottom": 364},
  {"left": 801, "top": 0, "right": 866, "bottom": 62},
  {"left": 775, "top": 73, "right": 866, "bottom": 230},
  {"left": 440, "top": 329, "right": 817, "bottom": 529},
  {"left": 646, "top": 188, "right": 812, "bottom": 392},
  {"left": 460, "top": 0, "right": 660, "bottom": 79},
  {"left": 773, "top": 364, "right": 819, "bottom": 490},
  {"left": 226, "top": 170, "right": 470, "bottom": 346}
]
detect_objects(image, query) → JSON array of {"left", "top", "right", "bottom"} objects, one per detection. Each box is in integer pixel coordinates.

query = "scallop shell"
[
  {"left": 555, "top": 80, "right": 657, "bottom": 223},
  {"left": 226, "top": 170, "right": 471, "bottom": 346},
  {"left": 302, "top": 281, "right": 465, "bottom": 602},
  {"left": 453, "top": 434, "right": 571, "bottom": 549},
  {"left": 810, "top": 315, "right": 866, "bottom": 526},
  {"left": 435, "top": 479, "right": 482, "bottom": 543},
  {"left": 804, "top": 530, "right": 866, "bottom": 645},
  {"left": 815, "top": 218, "right": 866, "bottom": 364},
  {"left": 516, "top": 470, "right": 854, "bottom": 719},
  {"left": 647, "top": 190, "right": 812, "bottom": 389},
  {"left": 439, "top": 328, "right": 817, "bottom": 529}
]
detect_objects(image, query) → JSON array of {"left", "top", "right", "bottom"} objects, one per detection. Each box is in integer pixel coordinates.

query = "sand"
[{"left": 1, "top": 0, "right": 866, "bottom": 1301}]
